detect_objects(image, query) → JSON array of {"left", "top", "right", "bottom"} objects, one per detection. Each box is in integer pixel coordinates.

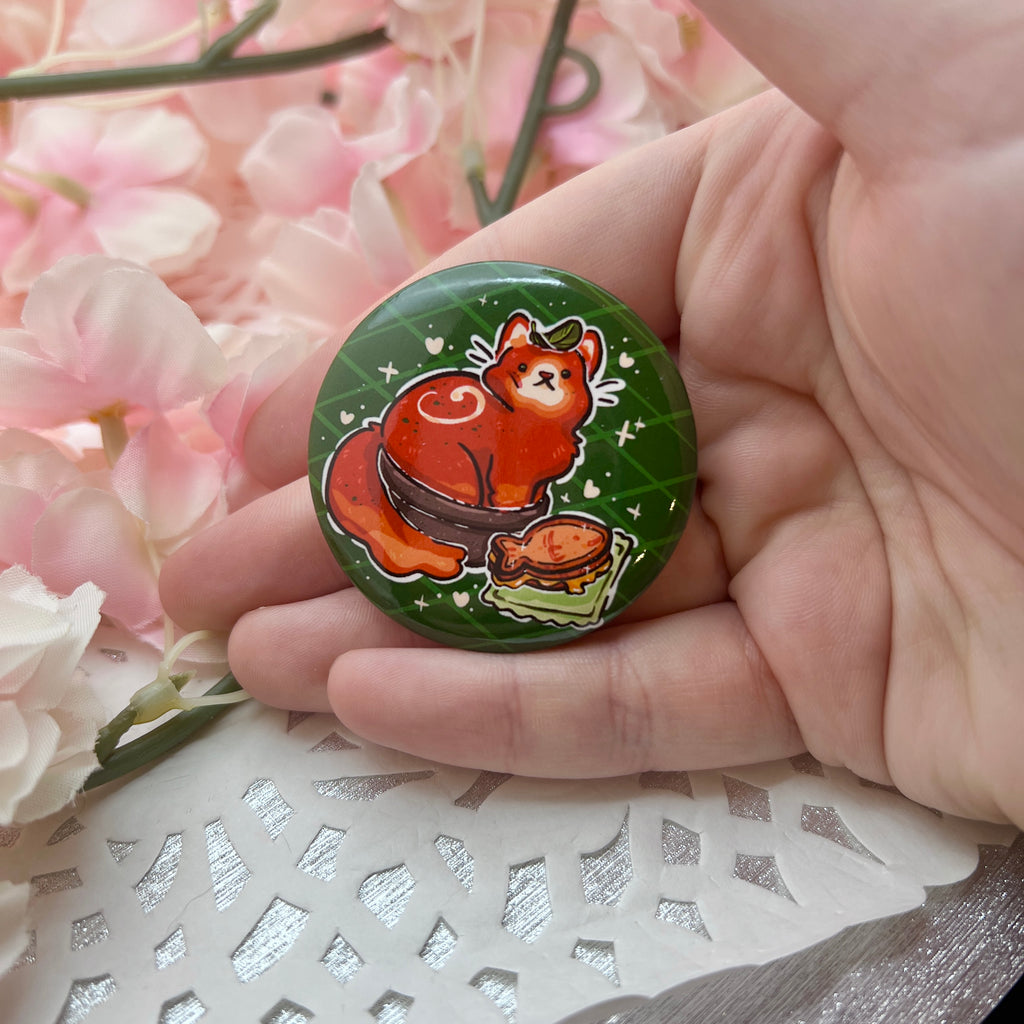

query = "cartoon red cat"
[{"left": 324, "top": 311, "right": 618, "bottom": 580}]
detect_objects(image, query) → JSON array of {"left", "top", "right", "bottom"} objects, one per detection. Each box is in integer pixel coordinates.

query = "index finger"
[{"left": 244, "top": 128, "right": 708, "bottom": 489}]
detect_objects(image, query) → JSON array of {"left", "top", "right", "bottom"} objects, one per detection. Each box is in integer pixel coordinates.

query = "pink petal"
[
  {"left": 17, "top": 256, "right": 227, "bottom": 417},
  {"left": 0, "top": 485, "right": 44, "bottom": 570},
  {"left": 387, "top": 0, "right": 479, "bottom": 58},
  {"left": 241, "top": 106, "right": 357, "bottom": 217},
  {"left": 111, "top": 416, "right": 225, "bottom": 544},
  {"left": 350, "top": 169, "right": 415, "bottom": 284},
  {"left": 6, "top": 106, "right": 103, "bottom": 181},
  {"left": 185, "top": 67, "right": 326, "bottom": 146},
  {"left": 0, "top": 198, "right": 98, "bottom": 296},
  {"left": 92, "top": 187, "right": 220, "bottom": 275},
  {"left": 92, "top": 107, "right": 208, "bottom": 186},
  {"left": 259, "top": 208, "right": 388, "bottom": 330},
  {"left": 31, "top": 487, "right": 163, "bottom": 634},
  {"left": 0, "top": 342, "right": 90, "bottom": 429},
  {"left": 0, "top": 436, "right": 83, "bottom": 568}
]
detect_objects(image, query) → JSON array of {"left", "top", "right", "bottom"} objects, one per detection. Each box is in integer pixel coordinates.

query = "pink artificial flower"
[
  {"left": 0, "top": 424, "right": 226, "bottom": 641},
  {"left": 205, "top": 322, "right": 321, "bottom": 509},
  {"left": 0, "top": 254, "right": 228, "bottom": 429},
  {"left": 68, "top": 0, "right": 232, "bottom": 65},
  {"left": 111, "top": 415, "right": 225, "bottom": 547},
  {"left": 185, "top": 69, "right": 329, "bottom": 147},
  {"left": 0, "top": 431, "right": 82, "bottom": 572},
  {"left": 0, "top": 566, "right": 106, "bottom": 826},
  {"left": 387, "top": 0, "right": 480, "bottom": 60},
  {"left": 241, "top": 77, "right": 441, "bottom": 217},
  {"left": 0, "top": 435, "right": 163, "bottom": 638},
  {"left": 0, "top": 2, "right": 51, "bottom": 75},
  {"left": 544, "top": 31, "right": 667, "bottom": 169},
  {"left": 30, "top": 485, "right": 165, "bottom": 635},
  {"left": 241, "top": 0, "right": 386, "bottom": 49},
  {"left": 258, "top": 205, "right": 410, "bottom": 332},
  {"left": 596, "top": 0, "right": 765, "bottom": 123},
  {"left": 331, "top": 46, "right": 413, "bottom": 136},
  {"left": 1, "top": 104, "right": 220, "bottom": 292}
]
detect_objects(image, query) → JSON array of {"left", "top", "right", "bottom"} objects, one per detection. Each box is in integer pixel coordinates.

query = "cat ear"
[
  {"left": 497, "top": 312, "right": 532, "bottom": 354},
  {"left": 577, "top": 329, "right": 603, "bottom": 379}
]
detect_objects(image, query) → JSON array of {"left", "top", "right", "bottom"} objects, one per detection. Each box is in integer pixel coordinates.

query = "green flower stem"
[
  {"left": 0, "top": 5, "right": 389, "bottom": 100},
  {"left": 465, "top": 0, "right": 601, "bottom": 225},
  {"left": 84, "top": 672, "right": 244, "bottom": 791}
]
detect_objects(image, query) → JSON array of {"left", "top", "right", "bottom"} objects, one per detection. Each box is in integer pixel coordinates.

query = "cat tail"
[{"left": 325, "top": 427, "right": 466, "bottom": 580}]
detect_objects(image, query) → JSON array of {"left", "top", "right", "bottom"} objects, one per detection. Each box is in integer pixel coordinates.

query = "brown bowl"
[{"left": 378, "top": 450, "right": 549, "bottom": 566}]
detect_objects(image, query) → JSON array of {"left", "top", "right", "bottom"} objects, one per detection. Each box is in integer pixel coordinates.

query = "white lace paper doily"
[{"left": 0, "top": 639, "right": 1015, "bottom": 1024}]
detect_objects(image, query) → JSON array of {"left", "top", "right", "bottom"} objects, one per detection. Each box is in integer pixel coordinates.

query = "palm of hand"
[
  {"left": 162, "top": 36, "right": 1024, "bottom": 827},
  {"left": 683, "top": 83, "right": 1023, "bottom": 824}
]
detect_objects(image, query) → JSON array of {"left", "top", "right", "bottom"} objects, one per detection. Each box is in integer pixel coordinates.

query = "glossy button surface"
[{"left": 309, "top": 261, "right": 697, "bottom": 652}]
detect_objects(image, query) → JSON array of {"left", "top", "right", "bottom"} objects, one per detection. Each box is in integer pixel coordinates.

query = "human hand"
[{"left": 161, "top": 0, "right": 1024, "bottom": 827}]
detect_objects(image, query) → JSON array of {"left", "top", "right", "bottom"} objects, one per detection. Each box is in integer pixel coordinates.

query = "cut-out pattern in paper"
[
  {"left": 286, "top": 710, "right": 314, "bottom": 731},
  {"left": 55, "top": 975, "right": 116, "bottom": 1024},
  {"left": 733, "top": 853, "right": 796, "bottom": 902},
  {"left": 434, "top": 834, "right": 474, "bottom": 891},
  {"left": 309, "top": 730, "right": 359, "bottom": 752},
  {"left": 370, "top": 990, "right": 414, "bottom": 1024},
  {"left": 359, "top": 865, "right": 416, "bottom": 928},
  {"left": 243, "top": 779, "right": 294, "bottom": 840},
  {"left": 134, "top": 833, "right": 183, "bottom": 913},
  {"left": 790, "top": 752, "right": 825, "bottom": 776},
  {"left": 313, "top": 771, "right": 435, "bottom": 801},
  {"left": 581, "top": 813, "right": 632, "bottom": 906},
  {"left": 639, "top": 771, "right": 692, "bottom": 797},
  {"left": 105, "top": 839, "right": 135, "bottom": 863},
  {"left": 0, "top": 675, "right": 1013, "bottom": 1024},
  {"left": 232, "top": 898, "right": 309, "bottom": 982},
  {"left": 154, "top": 926, "right": 187, "bottom": 970},
  {"left": 723, "top": 776, "right": 772, "bottom": 821},
  {"left": 662, "top": 819, "right": 700, "bottom": 866},
  {"left": 296, "top": 825, "right": 346, "bottom": 881},
  {"left": 31, "top": 868, "right": 82, "bottom": 896},
  {"left": 655, "top": 898, "right": 711, "bottom": 939},
  {"left": 70, "top": 911, "right": 109, "bottom": 951},
  {"left": 10, "top": 931, "right": 35, "bottom": 970},
  {"left": 454, "top": 771, "right": 513, "bottom": 809},
  {"left": 503, "top": 858, "right": 552, "bottom": 943},
  {"left": 47, "top": 817, "right": 85, "bottom": 845},
  {"left": 158, "top": 990, "right": 206, "bottom": 1024},
  {"left": 419, "top": 918, "right": 458, "bottom": 970},
  {"left": 205, "top": 818, "right": 251, "bottom": 910},
  {"left": 801, "top": 804, "right": 884, "bottom": 862},
  {"left": 262, "top": 998, "right": 315, "bottom": 1023},
  {"left": 470, "top": 968, "right": 518, "bottom": 1023},
  {"left": 572, "top": 939, "right": 620, "bottom": 985},
  {"left": 321, "top": 933, "right": 363, "bottom": 985}
]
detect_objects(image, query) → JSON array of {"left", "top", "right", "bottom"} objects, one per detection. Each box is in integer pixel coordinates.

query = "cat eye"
[
  {"left": 561, "top": 369, "right": 572, "bottom": 379},
  {"left": 518, "top": 362, "right": 528, "bottom": 372}
]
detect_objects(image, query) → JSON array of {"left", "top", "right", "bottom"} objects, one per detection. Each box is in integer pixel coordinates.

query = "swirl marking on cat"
[{"left": 417, "top": 385, "right": 486, "bottom": 425}]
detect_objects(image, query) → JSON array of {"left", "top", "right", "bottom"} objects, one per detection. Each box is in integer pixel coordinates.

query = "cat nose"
[{"left": 537, "top": 370, "right": 556, "bottom": 389}]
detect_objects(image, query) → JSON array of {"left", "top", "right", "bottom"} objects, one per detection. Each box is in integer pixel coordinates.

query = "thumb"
[{"left": 695, "top": 0, "right": 1022, "bottom": 164}]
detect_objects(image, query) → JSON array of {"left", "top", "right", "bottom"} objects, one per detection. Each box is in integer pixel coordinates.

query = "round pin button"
[{"left": 309, "top": 262, "right": 696, "bottom": 653}]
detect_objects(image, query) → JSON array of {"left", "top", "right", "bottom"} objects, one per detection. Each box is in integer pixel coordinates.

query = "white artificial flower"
[{"left": 0, "top": 566, "right": 105, "bottom": 825}]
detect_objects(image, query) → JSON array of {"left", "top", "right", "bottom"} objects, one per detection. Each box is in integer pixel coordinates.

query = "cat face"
[{"left": 483, "top": 313, "right": 602, "bottom": 422}]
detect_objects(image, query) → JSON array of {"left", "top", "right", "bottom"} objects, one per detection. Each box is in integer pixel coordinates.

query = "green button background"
[{"left": 309, "top": 262, "right": 697, "bottom": 652}]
